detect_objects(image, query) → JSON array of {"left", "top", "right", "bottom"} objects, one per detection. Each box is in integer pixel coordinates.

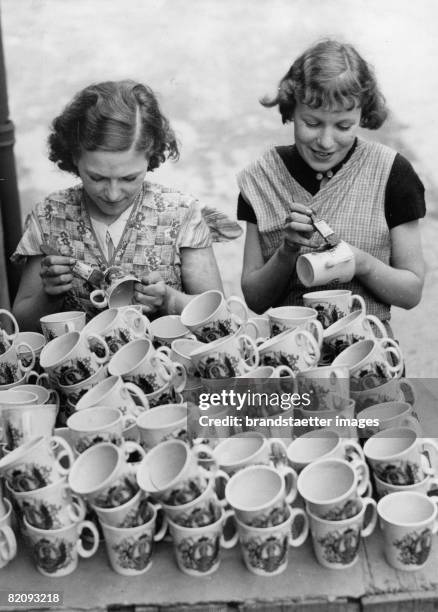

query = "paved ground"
[{"left": 1, "top": 0, "right": 438, "bottom": 376}]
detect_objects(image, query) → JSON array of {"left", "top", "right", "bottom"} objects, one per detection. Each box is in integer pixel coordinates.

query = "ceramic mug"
[
  {"left": 100, "top": 502, "right": 167, "bottom": 575},
  {"left": 39, "top": 330, "right": 109, "bottom": 387},
  {"left": 90, "top": 274, "right": 138, "bottom": 309},
  {"left": 75, "top": 374, "right": 149, "bottom": 418},
  {"left": 1, "top": 403, "right": 58, "bottom": 450},
  {"left": 267, "top": 306, "right": 323, "bottom": 343},
  {"left": 296, "top": 241, "right": 355, "bottom": 288},
  {"left": 235, "top": 506, "right": 309, "bottom": 576},
  {"left": 286, "top": 428, "right": 364, "bottom": 473},
  {"left": 82, "top": 307, "right": 151, "bottom": 354},
  {"left": 297, "top": 458, "right": 371, "bottom": 521},
  {"left": 168, "top": 507, "right": 238, "bottom": 576},
  {"left": 363, "top": 427, "right": 438, "bottom": 486},
  {"left": 0, "top": 435, "right": 74, "bottom": 492},
  {"left": 170, "top": 338, "right": 205, "bottom": 390},
  {"left": 358, "top": 401, "right": 421, "bottom": 439},
  {"left": 296, "top": 365, "right": 350, "bottom": 409},
  {"left": 136, "top": 439, "right": 211, "bottom": 504},
  {"left": 0, "top": 342, "right": 36, "bottom": 385},
  {"left": 322, "top": 310, "right": 388, "bottom": 363},
  {"left": 10, "top": 383, "right": 59, "bottom": 407},
  {"left": 108, "top": 338, "right": 181, "bottom": 394},
  {"left": 189, "top": 331, "right": 259, "bottom": 379},
  {"left": 91, "top": 489, "right": 154, "bottom": 529},
  {"left": 302, "top": 289, "right": 366, "bottom": 329},
  {"left": 6, "top": 477, "right": 86, "bottom": 529},
  {"left": 225, "top": 464, "right": 298, "bottom": 526},
  {"left": 68, "top": 442, "right": 141, "bottom": 508},
  {"left": 25, "top": 518, "right": 99, "bottom": 577},
  {"left": 40, "top": 311, "right": 86, "bottom": 342},
  {"left": 180, "top": 290, "right": 248, "bottom": 342},
  {"left": 373, "top": 473, "right": 438, "bottom": 499},
  {"left": 308, "top": 496, "right": 377, "bottom": 569},
  {"left": 332, "top": 338, "right": 404, "bottom": 391},
  {"left": 150, "top": 315, "right": 196, "bottom": 348},
  {"left": 209, "top": 432, "right": 290, "bottom": 476},
  {"left": 66, "top": 406, "right": 136, "bottom": 454},
  {"left": 377, "top": 492, "right": 438, "bottom": 570},
  {"left": 143, "top": 380, "right": 185, "bottom": 409},
  {"left": 257, "top": 327, "right": 320, "bottom": 374},
  {"left": 136, "top": 403, "right": 189, "bottom": 451},
  {"left": 352, "top": 377, "right": 416, "bottom": 413},
  {"left": 12, "top": 331, "right": 46, "bottom": 372}
]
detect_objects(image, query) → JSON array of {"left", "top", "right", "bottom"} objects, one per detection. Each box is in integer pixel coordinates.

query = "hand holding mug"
[
  {"left": 40, "top": 255, "right": 75, "bottom": 297},
  {"left": 135, "top": 272, "right": 168, "bottom": 316}
]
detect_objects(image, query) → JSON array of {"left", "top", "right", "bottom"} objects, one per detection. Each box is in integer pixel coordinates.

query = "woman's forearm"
[
  {"left": 355, "top": 252, "right": 423, "bottom": 309},
  {"left": 13, "top": 291, "right": 65, "bottom": 332},
  {"left": 241, "top": 241, "right": 299, "bottom": 314}
]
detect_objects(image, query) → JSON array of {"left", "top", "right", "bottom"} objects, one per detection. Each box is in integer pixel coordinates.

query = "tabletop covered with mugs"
[{"left": 0, "top": 292, "right": 437, "bottom": 611}]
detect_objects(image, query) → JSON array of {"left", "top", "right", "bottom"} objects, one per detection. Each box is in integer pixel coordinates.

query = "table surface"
[{"left": 1, "top": 380, "right": 438, "bottom": 612}]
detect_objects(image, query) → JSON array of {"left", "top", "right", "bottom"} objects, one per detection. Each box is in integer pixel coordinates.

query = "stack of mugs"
[{"left": 136, "top": 438, "right": 236, "bottom": 576}]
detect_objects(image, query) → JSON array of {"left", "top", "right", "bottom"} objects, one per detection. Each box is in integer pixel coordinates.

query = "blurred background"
[{"left": 1, "top": 0, "right": 437, "bottom": 375}]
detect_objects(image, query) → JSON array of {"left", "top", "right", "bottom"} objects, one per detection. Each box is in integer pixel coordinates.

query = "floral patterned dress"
[{"left": 12, "top": 181, "right": 241, "bottom": 320}]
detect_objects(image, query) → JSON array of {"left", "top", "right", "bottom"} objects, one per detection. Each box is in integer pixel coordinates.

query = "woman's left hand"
[{"left": 134, "top": 272, "right": 168, "bottom": 315}]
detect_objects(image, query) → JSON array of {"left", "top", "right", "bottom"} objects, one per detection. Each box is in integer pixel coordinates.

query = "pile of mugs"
[{"left": 0, "top": 284, "right": 434, "bottom": 577}]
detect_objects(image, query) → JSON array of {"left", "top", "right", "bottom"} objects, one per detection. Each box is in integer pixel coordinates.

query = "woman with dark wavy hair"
[
  {"left": 238, "top": 40, "right": 425, "bottom": 332},
  {"left": 12, "top": 80, "right": 239, "bottom": 328}
]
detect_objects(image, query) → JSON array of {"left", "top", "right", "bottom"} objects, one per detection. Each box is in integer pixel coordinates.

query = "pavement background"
[{"left": 1, "top": 0, "right": 438, "bottom": 376}]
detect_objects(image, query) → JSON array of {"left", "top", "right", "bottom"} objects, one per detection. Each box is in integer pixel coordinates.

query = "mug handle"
[
  {"left": 278, "top": 465, "right": 298, "bottom": 504},
  {"left": 422, "top": 439, "right": 438, "bottom": 473},
  {"left": 151, "top": 503, "right": 168, "bottom": 542},
  {"left": 305, "top": 319, "right": 323, "bottom": 347},
  {"left": 220, "top": 509, "right": 239, "bottom": 549},
  {"left": 124, "top": 440, "right": 147, "bottom": 462},
  {"left": 26, "top": 371, "right": 50, "bottom": 387},
  {"left": 360, "top": 497, "right": 377, "bottom": 538},
  {"left": 238, "top": 334, "right": 260, "bottom": 371},
  {"left": 85, "top": 333, "right": 110, "bottom": 364},
  {"left": 153, "top": 351, "right": 174, "bottom": 382},
  {"left": 350, "top": 294, "right": 366, "bottom": 313},
  {"left": 15, "top": 341, "right": 36, "bottom": 372},
  {"left": 76, "top": 520, "right": 100, "bottom": 558},
  {"left": 288, "top": 508, "right": 309, "bottom": 547},
  {"left": 350, "top": 458, "right": 371, "bottom": 497},
  {"left": 89, "top": 290, "right": 108, "bottom": 309},
  {"left": 273, "top": 365, "right": 295, "bottom": 378},
  {"left": 0, "top": 525, "right": 17, "bottom": 564},
  {"left": 123, "top": 382, "right": 150, "bottom": 412},
  {"left": 401, "top": 415, "right": 422, "bottom": 435},
  {"left": 378, "top": 338, "right": 404, "bottom": 377},
  {"left": 341, "top": 439, "right": 365, "bottom": 462},
  {"left": 48, "top": 389, "right": 61, "bottom": 409},
  {"left": 50, "top": 435, "right": 75, "bottom": 474},
  {"left": 212, "top": 469, "right": 230, "bottom": 507},
  {"left": 67, "top": 493, "right": 87, "bottom": 523},
  {"left": 295, "top": 330, "right": 321, "bottom": 366},
  {"left": 172, "top": 363, "right": 187, "bottom": 394},
  {"left": 0, "top": 309, "right": 19, "bottom": 340},
  {"left": 240, "top": 320, "right": 260, "bottom": 341},
  {"left": 400, "top": 378, "right": 417, "bottom": 406},
  {"left": 226, "top": 296, "right": 248, "bottom": 325},
  {"left": 365, "top": 315, "right": 388, "bottom": 340},
  {"left": 122, "top": 309, "right": 152, "bottom": 339}
]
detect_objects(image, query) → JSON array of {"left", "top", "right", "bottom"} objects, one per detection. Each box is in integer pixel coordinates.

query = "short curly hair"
[
  {"left": 48, "top": 80, "right": 179, "bottom": 175},
  {"left": 261, "top": 40, "right": 388, "bottom": 129}
]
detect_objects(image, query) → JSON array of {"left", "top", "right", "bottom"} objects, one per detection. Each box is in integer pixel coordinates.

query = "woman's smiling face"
[{"left": 293, "top": 101, "right": 361, "bottom": 172}]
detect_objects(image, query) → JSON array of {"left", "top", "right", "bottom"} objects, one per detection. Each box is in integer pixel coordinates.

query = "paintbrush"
[
  {"left": 310, "top": 213, "right": 341, "bottom": 247},
  {"left": 40, "top": 243, "right": 105, "bottom": 288}
]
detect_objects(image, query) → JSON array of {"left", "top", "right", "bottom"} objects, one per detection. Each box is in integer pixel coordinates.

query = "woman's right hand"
[
  {"left": 283, "top": 203, "right": 315, "bottom": 250},
  {"left": 40, "top": 255, "right": 76, "bottom": 297}
]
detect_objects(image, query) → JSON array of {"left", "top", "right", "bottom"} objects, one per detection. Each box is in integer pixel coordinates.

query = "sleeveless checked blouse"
[{"left": 237, "top": 138, "right": 396, "bottom": 321}]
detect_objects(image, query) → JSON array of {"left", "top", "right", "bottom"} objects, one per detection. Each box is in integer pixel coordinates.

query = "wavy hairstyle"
[
  {"left": 261, "top": 40, "right": 388, "bottom": 129},
  {"left": 48, "top": 80, "right": 179, "bottom": 175}
]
